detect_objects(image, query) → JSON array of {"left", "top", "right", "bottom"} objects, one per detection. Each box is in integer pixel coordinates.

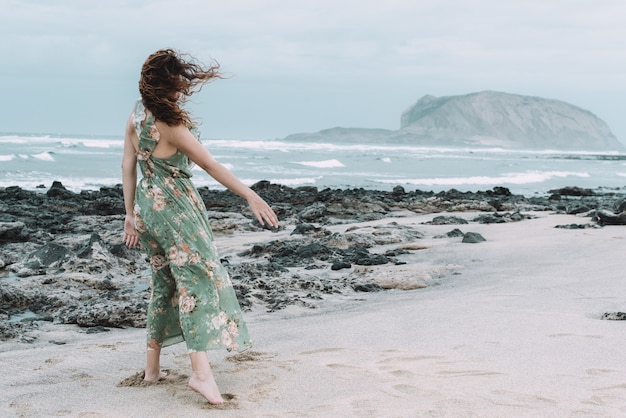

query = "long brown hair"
[{"left": 139, "top": 49, "right": 222, "bottom": 126}]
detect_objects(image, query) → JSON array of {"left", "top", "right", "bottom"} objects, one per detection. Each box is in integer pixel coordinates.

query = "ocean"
[{"left": 2, "top": 132, "right": 626, "bottom": 196}]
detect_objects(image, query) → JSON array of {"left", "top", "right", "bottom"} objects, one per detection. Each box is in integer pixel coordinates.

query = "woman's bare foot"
[
  {"left": 188, "top": 372, "right": 225, "bottom": 405},
  {"left": 144, "top": 370, "right": 168, "bottom": 382}
]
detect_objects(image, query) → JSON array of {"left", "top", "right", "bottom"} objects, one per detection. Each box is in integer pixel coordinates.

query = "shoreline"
[{"left": 2, "top": 180, "right": 626, "bottom": 338}]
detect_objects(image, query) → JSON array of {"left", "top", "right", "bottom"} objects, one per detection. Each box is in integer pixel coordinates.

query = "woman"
[{"left": 122, "top": 49, "right": 279, "bottom": 405}]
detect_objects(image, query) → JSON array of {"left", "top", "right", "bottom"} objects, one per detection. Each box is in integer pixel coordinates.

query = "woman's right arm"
[{"left": 122, "top": 114, "right": 140, "bottom": 248}]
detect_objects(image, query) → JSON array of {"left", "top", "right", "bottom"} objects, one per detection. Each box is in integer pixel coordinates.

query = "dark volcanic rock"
[
  {"left": 27, "top": 243, "right": 70, "bottom": 268},
  {"left": 434, "top": 228, "right": 465, "bottom": 239},
  {"left": 57, "top": 301, "right": 148, "bottom": 328},
  {"left": 601, "top": 312, "right": 626, "bottom": 320},
  {"left": 290, "top": 223, "right": 331, "bottom": 237},
  {"left": 331, "top": 260, "right": 352, "bottom": 271},
  {"left": 595, "top": 209, "right": 626, "bottom": 226},
  {"left": 343, "top": 245, "right": 389, "bottom": 266},
  {"left": 548, "top": 186, "right": 595, "bottom": 197},
  {"left": 426, "top": 216, "right": 468, "bottom": 225},
  {"left": 462, "top": 232, "right": 486, "bottom": 243},
  {"left": 555, "top": 224, "right": 598, "bottom": 229},
  {"left": 565, "top": 204, "right": 592, "bottom": 215},
  {"left": 298, "top": 202, "right": 327, "bottom": 222},
  {"left": 46, "top": 181, "right": 75, "bottom": 198},
  {"left": 351, "top": 282, "right": 383, "bottom": 292},
  {"left": 473, "top": 211, "right": 531, "bottom": 224},
  {"left": 77, "top": 233, "right": 105, "bottom": 258},
  {"left": 446, "top": 228, "right": 465, "bottom": 237},
  {"left": 0, "top": 221, "right": 29, "bottom": 243},
  {"left": 296, "top": 243, "right": 332, "bottom": 259}
]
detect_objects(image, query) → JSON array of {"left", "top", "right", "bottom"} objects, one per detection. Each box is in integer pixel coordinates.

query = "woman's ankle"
[{"left": 144, "top": 369, "right": 167, "bottom": 382}]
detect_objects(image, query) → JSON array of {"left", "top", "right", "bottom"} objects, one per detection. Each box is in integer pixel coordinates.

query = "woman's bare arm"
[
  {"left": 157, "top": 121, "right": 279, "bottom": 228},
  {"left": 122, "top": 114, "right": 140, "bottom": 247}
]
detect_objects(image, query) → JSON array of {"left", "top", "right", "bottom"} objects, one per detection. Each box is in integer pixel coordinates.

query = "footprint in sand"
[
  {"left": 34, "top": 357, "right": 63, "bottom": 370},
  {"left": 196, "top": 393, "right": 239, "bottom": 410},
  {"left": 350, "top": 397, "right": 380, "bottom": 416},
  {"left": 118, "top": 370, "right": 241, "bottom": 409},
  {"left": 547, "top": 333, "right": 604, "bottom": 339},
  {"left": 491, "top": 389, "right": 558, "bottom": 406},
  {"left": 375, "top": 354, "right": 443, "bottom": 372},
  {"left": 9, "top": 398, "right": 31, "bottom": 416},
  {"left": 388, "top": 369, "right": 415, "bottom": 378},
  {"left": 392, "top": 383, "right": 421, "bottom": 395},
  {"left": 116, "top": 369, "right": 188, "bottom": 387},
  {"left": 225, "top": 351, "right": 281, "bottom": 374},
  {"left": 376, "top": 354, "right": 443, "bottom": 364},
  {"left": 326, "top": 363, "right": 362, "bottom": 371},
  {"left": 225, "top": 351, "right": 284, "bottom": 402},
  {"left": 225, "top": 350, "right": 278, "bottom": 363},
  {"left": 593, "top": 382, "right": 626, "bottom": 391},
  {"left": 437, "top": 369, "right": 502, "bottom": 377},
  {"left": 325, "top": 362, "right": 380, "bottom": 381},
  {"left": 586, "top": 368, "right": 617, "bottom": 376},
  {"left": 299, "top": 347, "right": 346, "bottom": 355}
]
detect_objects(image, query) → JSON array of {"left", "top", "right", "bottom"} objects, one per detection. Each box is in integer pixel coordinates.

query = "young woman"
[{"left": 122, "top": 49, "right": 279, "bottom": 405}]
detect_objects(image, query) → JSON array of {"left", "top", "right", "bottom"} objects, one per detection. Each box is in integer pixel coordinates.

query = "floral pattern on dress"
[{"left": 130, "top": 99, "right": 251, "bottom": 353}]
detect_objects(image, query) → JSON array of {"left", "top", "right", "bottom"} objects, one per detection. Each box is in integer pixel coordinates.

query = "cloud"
[
  {"left": 1, "top": 0, "right": 625, "bottom": 139},
  {"left": 3, "top": 0, "right": 625, "bottom": 81}
]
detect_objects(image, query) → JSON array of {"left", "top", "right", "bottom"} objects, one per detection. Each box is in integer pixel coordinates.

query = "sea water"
[{"left": 2, "top": 133, "right": 626, "bottom": 196}]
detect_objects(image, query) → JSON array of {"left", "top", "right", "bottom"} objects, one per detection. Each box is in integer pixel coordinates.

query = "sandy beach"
[{"left": 2, "top": 210, "right": 625, "bottom": 417}]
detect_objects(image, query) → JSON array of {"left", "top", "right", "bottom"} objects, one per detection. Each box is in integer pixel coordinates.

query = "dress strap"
[{"left": 132, "top": 99, "right": 148, "bottom": 138}]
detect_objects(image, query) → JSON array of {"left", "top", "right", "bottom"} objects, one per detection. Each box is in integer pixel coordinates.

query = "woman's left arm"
[{"left": 160, "top": 122, "right": 279, "bottom": 228}]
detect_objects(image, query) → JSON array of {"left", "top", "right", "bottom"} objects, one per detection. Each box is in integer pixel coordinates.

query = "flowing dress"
[{"left": 131, "top": 99, "right": 251, "bottom": 353}]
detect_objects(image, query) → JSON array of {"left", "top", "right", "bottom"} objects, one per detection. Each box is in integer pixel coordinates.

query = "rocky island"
[{"left": 285, "top": 91, "right": 624, "bottom": 151}]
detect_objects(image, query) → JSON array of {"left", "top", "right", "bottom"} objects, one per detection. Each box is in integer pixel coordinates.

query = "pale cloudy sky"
[{"left": 1, "top": 0, "right": 625, "bottom": 143}]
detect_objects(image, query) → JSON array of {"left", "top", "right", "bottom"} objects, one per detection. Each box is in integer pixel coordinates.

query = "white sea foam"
[
  {"left": 205, "top": 139, "right": 433, "bottom": 153},
  {"left": 0, "top": 137, "right": 28, "bottom": 144},
  {"left": 32, "top": 152, "right": 55, "bottom": 161},
  {"left": 0, "top": 135, "right": 122, "bottom": 148},
  {"left": 191, "top": 163, "right": 234, "bottom": 172},
  {"left": 296, "top": 159, "right": 345, "bottom": 168},
  {"left": 3, "top": 132, "right": 625, "bottom": 194},
  {"left": 0, "top": 134, "right": 55, "bottom": 144},
  {"left": 0, "top": 177, "right": 121, "bottom": 192},
  {"left": 374, "top": 171, "right": 590, "bottom": 186},
  {"left": 81, "top": 139, "right": 124, "bottom": 148},
  {"left": 58, "top": 139, "right": 123, "bottom": 148},
  {"left": 268, "top": 177, "right": 320, "bottom": 186},
  {"left": 192, "top": 176, "right": 320, "bottom": 189},
  {"left": 204, "top": 139, "right": 626, "bottom": 156}
]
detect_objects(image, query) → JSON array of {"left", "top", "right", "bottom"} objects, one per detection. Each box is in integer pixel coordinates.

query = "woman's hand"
[
  {"left": 246, "top": 193, "right": 279, "bottom": 229},
  {"left": 123, "top": 214, "right": 140, "bottom": 248}
]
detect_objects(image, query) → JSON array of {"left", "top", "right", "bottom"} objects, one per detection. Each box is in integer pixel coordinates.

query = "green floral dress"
[{"left": 131, "top": 100, "right": 251, "bottom": 353}]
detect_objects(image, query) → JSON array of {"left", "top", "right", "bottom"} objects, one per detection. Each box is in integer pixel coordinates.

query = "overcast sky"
[{"left": 1, "top": 0, "right": 625, "bottom": 143}]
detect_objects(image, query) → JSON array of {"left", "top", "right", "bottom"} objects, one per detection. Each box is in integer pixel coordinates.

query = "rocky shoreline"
[{"left": 2, "top": 181, "right": 626, "bottom": 344}]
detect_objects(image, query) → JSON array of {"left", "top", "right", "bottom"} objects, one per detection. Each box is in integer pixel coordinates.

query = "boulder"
[{"left": 462, "top": 232, "right": 486, "bottom": 243}]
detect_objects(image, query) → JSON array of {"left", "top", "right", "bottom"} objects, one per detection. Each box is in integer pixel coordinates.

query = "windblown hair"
[{"left": 139, "top": 49, "right": 222, "bottom": 126}]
